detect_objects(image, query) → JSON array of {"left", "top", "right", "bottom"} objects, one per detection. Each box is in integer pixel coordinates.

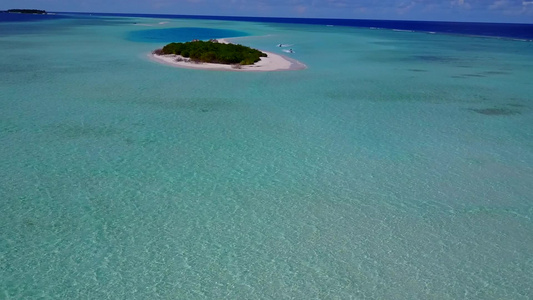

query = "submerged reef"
[{"left": 469, "top": 107, "right": 521, "bottom": 116}]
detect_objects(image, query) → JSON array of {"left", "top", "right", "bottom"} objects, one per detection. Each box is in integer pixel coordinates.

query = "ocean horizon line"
[
  {"left": 31, "top": 11, "right": 533, "bottom": 40},
  {"left": 54, "top": 11, "right": 533, "bottom": 25}
]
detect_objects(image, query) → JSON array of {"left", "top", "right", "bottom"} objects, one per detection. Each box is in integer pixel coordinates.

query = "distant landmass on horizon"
[{"left": 2, "top": 9, "right": 47, "bottom": 14}]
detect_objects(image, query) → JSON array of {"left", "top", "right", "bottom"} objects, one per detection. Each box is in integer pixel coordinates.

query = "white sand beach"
[{"left": 149, "top": 39, "right": 306, "bottom": 72}]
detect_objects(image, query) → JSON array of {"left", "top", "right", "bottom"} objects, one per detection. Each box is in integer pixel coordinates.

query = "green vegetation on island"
[
  {"left": 4, "top": 9, "right": 47, "bottom": 14},
  {"left": 156, "top": 40, "right": 267, "bottom": 65}
]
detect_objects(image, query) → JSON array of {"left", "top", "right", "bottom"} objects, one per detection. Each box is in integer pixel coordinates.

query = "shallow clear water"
[{"left": 1, "top": 15, "right": 532, "bottom": 299}]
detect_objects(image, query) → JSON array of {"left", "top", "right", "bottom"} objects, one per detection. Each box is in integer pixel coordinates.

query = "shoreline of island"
[{"left": 149, "top": 38, "right": 307, "bottom": 72}]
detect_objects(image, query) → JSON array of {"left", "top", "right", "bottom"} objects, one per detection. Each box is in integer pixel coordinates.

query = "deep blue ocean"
[{"left": 1, "top": 11, "right": 532, "bottom": 40}]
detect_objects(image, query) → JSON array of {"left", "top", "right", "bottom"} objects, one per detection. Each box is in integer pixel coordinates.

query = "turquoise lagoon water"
[{"left": 1, "top": 15, "right": 532, "bottom": 299}]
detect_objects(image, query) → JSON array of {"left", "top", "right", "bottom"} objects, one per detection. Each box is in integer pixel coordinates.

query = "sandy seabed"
[{"left": 149, "top": 39, "right": 307, "bottom": 72}]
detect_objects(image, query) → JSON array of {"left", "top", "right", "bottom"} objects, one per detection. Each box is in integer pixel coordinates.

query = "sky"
[{"left": 2, "top": 0, "right": 533, "bottom": 23}]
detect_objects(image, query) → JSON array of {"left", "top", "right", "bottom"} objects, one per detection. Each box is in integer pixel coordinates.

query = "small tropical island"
[
  {"left": 2, "top": 9, "right": 47, "bottom": 14},
  {"left": 151, "top": 39, "right": 307, "bottom": 72},
  {"left": 155, "top": 40, "right": 267, "bottom": 65}
]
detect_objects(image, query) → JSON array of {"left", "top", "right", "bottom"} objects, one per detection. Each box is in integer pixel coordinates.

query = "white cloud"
[
  {"left": 451, "top": 0, "right": 471, "bottom": 9},
  {"left": 294, "top": 4, "right": 307, "bottom": 14},
  {"left": 397, "top": 1, "right": 416, "bottom": 14},
  {"left": 484, "top": 0, "right": 533, "bottom": 15},
  {"left": 489, "top": 0, "right": 508, "bottom": 9}
]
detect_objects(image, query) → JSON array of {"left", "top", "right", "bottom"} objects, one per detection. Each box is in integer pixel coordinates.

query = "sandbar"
[{"left": 149, "top": 39, "right": 306, "bottom": 72}]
